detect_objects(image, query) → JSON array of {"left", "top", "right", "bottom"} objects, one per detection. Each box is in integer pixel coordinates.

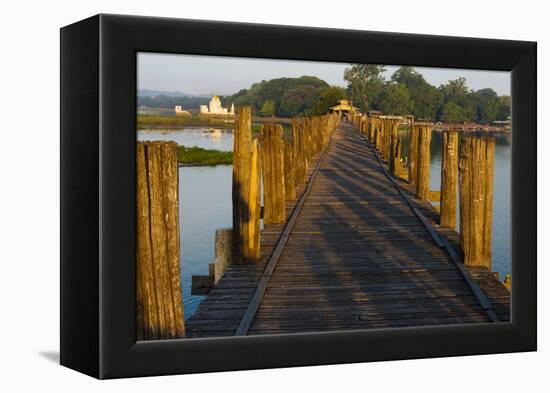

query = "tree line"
[
  {"left": 221, "top": 76, "right": 347, "bottom": 117},
  {"left": 344, "top": 65, "right": 510, "bottom": 123},
  {"left": 138, "top": 66, "right": 510, "bottom": 123}
]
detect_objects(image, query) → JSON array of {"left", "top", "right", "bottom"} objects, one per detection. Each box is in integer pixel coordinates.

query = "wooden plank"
[{"left": 234, "top": 131, "right": 335, "bottom": 336}]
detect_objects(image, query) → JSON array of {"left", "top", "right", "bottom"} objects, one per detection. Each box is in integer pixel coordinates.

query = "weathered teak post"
[
  {"left": 213, "top": 228, "right": 232, "bottom": 284},
  {"left": 459, "top": 137, "right": 495, "bottom": 268},
  {"left": 261, "top": 124, "right": 286, "bottom": 224},
  {"left": 303, "top": 118, "right": 312, "bottom": 163},
  {"left": 375, "top": 119, "right": 382, "bottom": 150},
  {"left": 136, "top": 141, "right": 185, "bottom": 340},
  {"left": 232, "top": 107, "right": 261, "bottom": 264},
  {"left": 440, "top": 131, "right": 459, "bottom": 228},
  {"left": 371, "top": 117, "right": 378, "bottom": 144},
  {"left": 394, "top": 137, "right": 403, "bottom": 177},
  {"left": 248, "top": 139, "right": 261, "bottom": 260},
  {"left": 389, "top": 120, "right": 399, "bottom": 176},
  {"left": 409, "top": 122, "right": 418, "bottom": 185},
  {"left": 385, "top": 120, "right": 392, "bottom": 161},
  {"left": 292, "top": 118, "right": 307, "bottom": 186},
  {"left": 416, "top": 125, "right": 432, "bottom": 200},
  {"left": 380, "top": 120, "right": 387, "bottom": 158},
  {"left": 284, "top": 139, "right": 297, "bottom": 200}
]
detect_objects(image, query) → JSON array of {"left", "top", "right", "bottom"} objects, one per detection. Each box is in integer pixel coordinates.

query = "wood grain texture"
[
  {"left": 284, "top": 139, "right": 297, "bottom": 200},
  {"left": 416, "top": 126, "right": 432, "bottom": 200},
  {"left": 459, "top": 137, "right": 495, "bottom": 268},
  {"left": 232, "top": 107, "right": 260, "bottom": 264},
  {"left": 408, "top": 123, "right": 418, "bottom": 185},
  {"left": 440, "top": 131, "right": 459, "bottom": 228},
  {"left": 137, "top": 141, "right": 184, "bottom": 340},
  {"left": 261, "top": 124, "right": 286, "bottom": 224}
]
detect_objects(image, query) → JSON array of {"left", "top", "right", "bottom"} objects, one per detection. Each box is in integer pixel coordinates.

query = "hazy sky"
[{"left": 137, "top": 52, "right": 510, "bottom": 96}]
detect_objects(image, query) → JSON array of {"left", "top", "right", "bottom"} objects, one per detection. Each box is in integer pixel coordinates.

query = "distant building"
[
  {"left": 329, "top": 99, "right": 358, "bottom": 116},
  {"left": 174, "top": 105, "right": 191, "bottom": 116},
  {"left": 200, "top": 95, "right": 235, "bottom": 116}
]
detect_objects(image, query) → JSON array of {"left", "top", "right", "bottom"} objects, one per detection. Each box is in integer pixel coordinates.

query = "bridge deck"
[{"left": 186, "top": 123, "right": 510, "bottom": 338}]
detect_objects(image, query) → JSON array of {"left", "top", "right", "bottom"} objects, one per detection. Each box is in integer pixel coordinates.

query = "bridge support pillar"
[
  {"left": 408, "top": 123, "right": 418, "bottom": 185},
  {"left": 232, "top": 107, "right": 261, "bottom": 264},
  {"left": 261, "top": 124, "right": 286, "bottom": 224},
  {"left": 440, "top": 131, "right": 459, "bottom": 228},
  {"left": 459, "top": 137, "right": 495, "bottom": 268},
  {"left": 136, "top": 141, "right": 185, "bottom": 340},
  {"left": 416, "top": 125, "right": 432, "bottom": 200}
]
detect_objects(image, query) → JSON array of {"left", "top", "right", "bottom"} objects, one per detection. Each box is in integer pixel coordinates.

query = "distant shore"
[
  {"left": 137, "top": 113, "right": 294, "bottom": 132},
  {"left": 177, "top": 146, "right": 232, "bottom": 166},
  {"left": 137, "top": 114, "right": 235, "bottom": 129}
]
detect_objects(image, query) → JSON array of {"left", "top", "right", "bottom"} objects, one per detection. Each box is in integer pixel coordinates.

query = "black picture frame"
[{"left": 60, "top": 14, "right": 537, "bottom": 379}]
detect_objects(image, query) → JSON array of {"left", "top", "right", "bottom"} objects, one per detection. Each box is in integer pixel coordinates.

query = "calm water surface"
[{"left": 137, "top": 126, "right": 511, "bottom": 318}]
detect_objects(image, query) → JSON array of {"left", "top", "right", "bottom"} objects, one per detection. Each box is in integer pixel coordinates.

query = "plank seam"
[
  {"left": 234, "top": 133, "right": 336, "bottom": 336},
  {"left": 357, "top": 128, "right": 500, "bottom": 322}
]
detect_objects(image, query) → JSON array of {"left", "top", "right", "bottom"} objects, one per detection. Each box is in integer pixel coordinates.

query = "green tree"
[
  {"left": 311, "top": 86, "right": 347, "bottom": 115},
  {"left": 343, "top": 64, "right": 386, "bottom": 112},
  {"left": 260, "top": 99, "right": 276, "bottom": 116},
  {"left": 439, "top": 78, "right": 476, "bottom": 121},
  {"left": 442, "top": 102, "right": 467, "bottom": 122},
  {"left": 226, "top": 76, "right": 329, "bottom": 116},
  {"left": 473, "top": 88, "right": 499, "bottom": 123},
  {"left": 391, "top": 66, "right": 442, "bottom": 120},
  {"left": 280, "top": 85, "right": 321, "bottom": 116},
  {"left": 378, "top": 83, "right": 413, "bottom": 115},
  {"left": 496, "top": 96, "right": 511, "bottom": 120}
]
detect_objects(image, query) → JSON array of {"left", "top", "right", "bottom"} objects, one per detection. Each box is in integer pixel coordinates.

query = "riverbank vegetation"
[
  {"left": 344, "top": 65, "right": 510, "bottom": 123},
  {"left": 137, "top": 94, "right": 209, "bottom": 110},
  {"left": 137, "top": 114, "right": 235, "bottom": 129},
  {"left": 138, "top": 113, "right": 293, "bottom": 133},
  {"left": 177, "top": 146, "right": 233, "bottom": 166}
]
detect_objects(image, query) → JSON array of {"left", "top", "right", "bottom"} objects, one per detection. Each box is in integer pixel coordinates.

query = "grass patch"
[
  {"left": 138, "top": 114, "right": 235, "bottom": 129},
  {"left": 177, "top": 146, "right": 233, "bottom": 166},
  {"left": 252, "top": 122, "right": 292, "bottom": 135}
]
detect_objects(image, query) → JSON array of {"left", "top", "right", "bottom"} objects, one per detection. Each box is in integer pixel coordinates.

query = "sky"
[{"left": 137, "top": 52, "right": 510, "bottom": 97}]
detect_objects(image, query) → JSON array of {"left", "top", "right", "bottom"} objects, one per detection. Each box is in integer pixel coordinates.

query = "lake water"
[{"left": 137, "top": 126, "right": 511, "bottom": 318}]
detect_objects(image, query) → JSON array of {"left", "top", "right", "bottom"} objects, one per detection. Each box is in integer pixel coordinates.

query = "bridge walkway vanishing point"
[{"left": 186, "top": 122, "right": 510, "bottom": 338}]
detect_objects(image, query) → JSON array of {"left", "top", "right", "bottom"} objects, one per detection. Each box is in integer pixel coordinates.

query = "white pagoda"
[{"left": 200, "top": 95, "right": 235, "bottom": 116}]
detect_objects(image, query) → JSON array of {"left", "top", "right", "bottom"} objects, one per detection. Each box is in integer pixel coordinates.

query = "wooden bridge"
[{"left": 184, "top": 121, "right": 510, "bottom": 338}]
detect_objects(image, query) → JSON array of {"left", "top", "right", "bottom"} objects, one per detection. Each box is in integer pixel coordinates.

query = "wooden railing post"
[
  {"left": 136, "top": 141, "right": 185, "bottom": 340},
  {"left": 375, "top": 119, "right": 382, "bottom": 150},
  {"left": 409, "top": 123, "right": 419, "bottom": 185},
  {"left": 459, "top": 137, "right": 495, "bottom": 268},
  {"left": 232, "top": 107, "right": 260, "bottom": 264},
  {"left": 416, "top": 125, "right": 432, "bottom": 200},
  {"left": 389, "top": 120, "right": 399, "bottom": 175},
  {"left": 380, "top": 120, "right": 387, "bottom": 159},
  {"left": 440, "top": 131, "right": 459, "bottom": 228},
  {"left": 248, "top": 139, "right": 261, "bottom": 260},
  {"left": 387, "top": 120, "right": 392, "bottom": 161},
  {"left": 395, "top": 137, "right": 403, "bottom": 177},
  {"left": 214, "top": 228, "right": 233, "bottom": 284},
  {"left": 284, "top": 139, "right": 297, "bottom": 200},
  {"left": 261, "top": 124, "right": 286, "bottom": 224}
]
